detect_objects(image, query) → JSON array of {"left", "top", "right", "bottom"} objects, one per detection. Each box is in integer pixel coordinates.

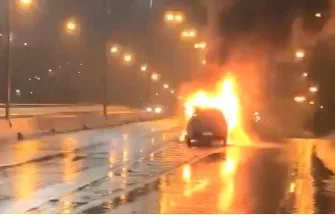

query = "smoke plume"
[{"left": 180, "top": 0, "right": 333, "bottom": 136}]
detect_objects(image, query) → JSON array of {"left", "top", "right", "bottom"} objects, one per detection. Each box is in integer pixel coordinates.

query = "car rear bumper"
[{"left": 188, "top": 133, "right": 227, "bottom": 146}]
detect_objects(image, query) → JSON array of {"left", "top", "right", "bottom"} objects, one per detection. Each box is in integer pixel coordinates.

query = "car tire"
[
  {"left": 185, "top": 136, "right": 192, "bottom": 147},
  {"left": 222, "top": 136, "right": 228, "bottom": 146}
]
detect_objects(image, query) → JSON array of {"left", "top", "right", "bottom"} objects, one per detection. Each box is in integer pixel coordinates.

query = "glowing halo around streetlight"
[
  {"left": 20, "top": 0, "right": 32, "bottom": 6},
  {"left": 295, "top": 50, "right": 305, "bottom": 59},
  {"left": 67, "top": 22, "right": 76, "bottom": 31},
  {"left": 123, "top": 53, "right": 133, "bottom": 64},
  {"left": 140, "top": 64, "right": 148, "bottom": 72},
  {"left": 151, "top": 73, "right": 159, "bottom": 82},
  {"left": 65, "top": 19, "right": 79, "bottom": 34},
  {"left": 110, "top": 46, "right": 118, "bottom": 53}
]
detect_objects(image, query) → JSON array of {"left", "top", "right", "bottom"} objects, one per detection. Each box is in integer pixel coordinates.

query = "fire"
[
  {"left": 183, "top": 73, "right": 252, "bottom": 145},
  {"left": 184, "top": 74, "right": 239, "bottom": 130}
]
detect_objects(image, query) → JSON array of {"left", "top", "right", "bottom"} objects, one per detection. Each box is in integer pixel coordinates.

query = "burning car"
[{"left": 185, "top": 107, "right": 228, "bottom": 147}]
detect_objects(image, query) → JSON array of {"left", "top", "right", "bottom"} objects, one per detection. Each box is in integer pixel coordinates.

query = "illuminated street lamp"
[
  {"left": 315, "top": 12, "right": 322, "bottom": 18},
  {"left": 175, "top": 14, "right": 184, "bottom": 22},
  {"left": 194, "top": 42, "right": 207, "bottom": 49},
  {"left": 140, "top": 64, "right": 148, "bottom": 72},
  {"left": 110, "top": 45, "right": 119, "bottom": 54},
  {"left": 164, "top": 11, "right": 185, "bottom": 24},
  {"left": 309, "top": 86, "right": 318, "bottom": 93},
  {"left": 294, "top": 96, "right": 306, "bottom": 103},
  {"left": 20, "top": 0, "right": 32, "bottom": 7},
  {"left": 163, "top": 84, "right": 169, "bottom": 89},
  {"left": 65, "top": 20, "right": 78, "bottom": 34},
  {"left": 123, "top": 53, "right": 133, "bottom": 64},
  {"left": 151, "top": 73, "right": 160, "bottom": 82},
  {"left": 181, "top": 29, "right": 197, "bottom": 39},
  {"left": 295, "top": 50, "right": 305, "bottom": 59},
  {"left": 165, "top": 13, "right": 174, "bottom": 21},
  {"left": 202, "top": 60, "right": 207, "bottom": 65},
  {"left": 302, "top": 73, "right": 308, "bottom": 77}
]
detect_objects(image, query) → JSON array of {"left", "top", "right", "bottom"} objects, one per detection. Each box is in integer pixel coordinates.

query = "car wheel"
[
  {"left": 222, "top": 136, "right": 228, "bottom": 146},
  {"left": 185, "top": 136, "right": 192, "bottom": 147}
]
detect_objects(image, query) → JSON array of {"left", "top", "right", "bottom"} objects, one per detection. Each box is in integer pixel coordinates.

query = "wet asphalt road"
[
  {"left": 85, "top": 143, "right": 291, "bottom": 214},
  {"left": 0, "top": 119, "right": 335, "bottom": 213}
]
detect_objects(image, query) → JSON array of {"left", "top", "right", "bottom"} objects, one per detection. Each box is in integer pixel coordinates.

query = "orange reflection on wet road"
[
  {"left": 184, "top": 179, "right": 209, "bottom": 197},
  {"left": 218, "top": 147, "right": 240, "bottom": 212},
  {"left": 62, "top": 137, "right": 79, "bottom": 184},
  {"left": 63, "top": 152, "right": 77, "bottom": 184},
  {"left": 123, "top": 149, "right": 129, "bottom": 162},
  {"left": 159, "top": 176, "right": 168, "bottom": 214},
  {"left": 14, "top": 140, "right": 40, "bottom": 201},
  {"left": 109, "top": 151, "right": 116, "bottom": 167},
  {"left": 60, "top": 195, "right": 74, "bottom": 214},
  {"left": 156, "top": 146, "right": 243, "bottom": 214},
  {"left": 182, "top": 164, "right": 191, "bottom": 183}
]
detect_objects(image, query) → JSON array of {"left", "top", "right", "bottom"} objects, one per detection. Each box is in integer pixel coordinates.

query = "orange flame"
[
  {"left": 183, "top": 73, "right": 252, "bottom": 145},
  {"left": 184, "top": 74, "right": 239, "bottom": 129}
]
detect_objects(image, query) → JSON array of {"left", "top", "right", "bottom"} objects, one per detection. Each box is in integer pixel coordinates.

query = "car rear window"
[{"left": 198, "top": 109, "right": 225, "bottom": 121}]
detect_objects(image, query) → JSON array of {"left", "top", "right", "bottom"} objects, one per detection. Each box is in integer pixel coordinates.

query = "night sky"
[{"left": 0, "top": 0, "right": 334, "bottom": 131}]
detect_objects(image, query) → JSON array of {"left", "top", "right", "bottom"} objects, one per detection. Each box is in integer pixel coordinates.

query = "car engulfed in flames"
[{"left": 182, "top": 73, "right": 252, "bottom": 146}]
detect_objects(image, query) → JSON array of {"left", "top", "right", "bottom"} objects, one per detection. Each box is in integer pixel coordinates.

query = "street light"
[
  {"left": 175, "top": 14, "right": 184, "bottom": 22},
  {"left": 110, "top": 45, "right": 119, "bottom": 54},
  {"left": 151, "top": 73, "right": 159, "bottom": 82},
  {"left": 166, "top": 13, "right": 174, "bottom": 21},
  {"left": 194, "top": 42, "right": 207, "bottom": 49},
  {"left": 20, "top": 0, "right": 32, "bottom": 7},
  {"left": 315, "top": 12, "right": 322, "bottom": 18},
  {"left": 202, "top": 60, "right": 207, "bottom": 65},
  {"left": 295, "top": 50, "right": 305, "bottom": 59},
  {"left": 181, "top": 29, "right": 197, "bottom": 39},
  {"left": 163, "top": 84, "right": 169, "bottom": 89},
  {"left": 309, "top": 86, "right": 318, "bottom": 93},
  {"left": 294, "top": 96, "right": 306, "bottom": 103},
  {"left": 164, "top": 11, "right": 185, "bottom": 24},
  {"left": 123, "top": 53, "right": 133, "bottom": 64},
  {"left": 140, "top": 64, "right": 148, "bottom": 72},
  {"left": 65, "top": 20, "right": 78, "bottom": 34}
]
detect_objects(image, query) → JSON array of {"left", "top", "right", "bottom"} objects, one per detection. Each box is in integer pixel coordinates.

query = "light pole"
[
  {"left": 149, "top": 0, "right": 153, "bottom": 9},
  {"left": 147, "top": 1, "right": 155, "bottom": 106},
  {"left": 104, "top": 42, "right": 110, "bottom": 117},
  {"left": 4, "top": 0, "right": 12, "bottom": 120},
  {"left": 103, "top": 0, "right": 110, "bottom": 118}
]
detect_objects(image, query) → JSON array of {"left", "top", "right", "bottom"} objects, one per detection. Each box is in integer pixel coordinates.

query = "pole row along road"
[{"left": 0, "top": 118, "right": 334, "bottom": 213}]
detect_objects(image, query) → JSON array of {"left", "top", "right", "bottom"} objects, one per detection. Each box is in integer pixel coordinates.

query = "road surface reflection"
[
  {"left": 96, "top": 143, "right": 291, "bottom": 214},
  {"left": 159, "top": 147, "right": 241, "bottom": 213},
  {"left": 14, "top": 140, "right": 40, "bottom": 201}
]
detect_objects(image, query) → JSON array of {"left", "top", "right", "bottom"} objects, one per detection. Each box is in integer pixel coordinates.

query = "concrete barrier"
[
  {"left": 0, "top": 111, "right": 157, "bottom": 142},
  {"left": 0, "top": 120, "right": 16, "bottom": 140}
]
